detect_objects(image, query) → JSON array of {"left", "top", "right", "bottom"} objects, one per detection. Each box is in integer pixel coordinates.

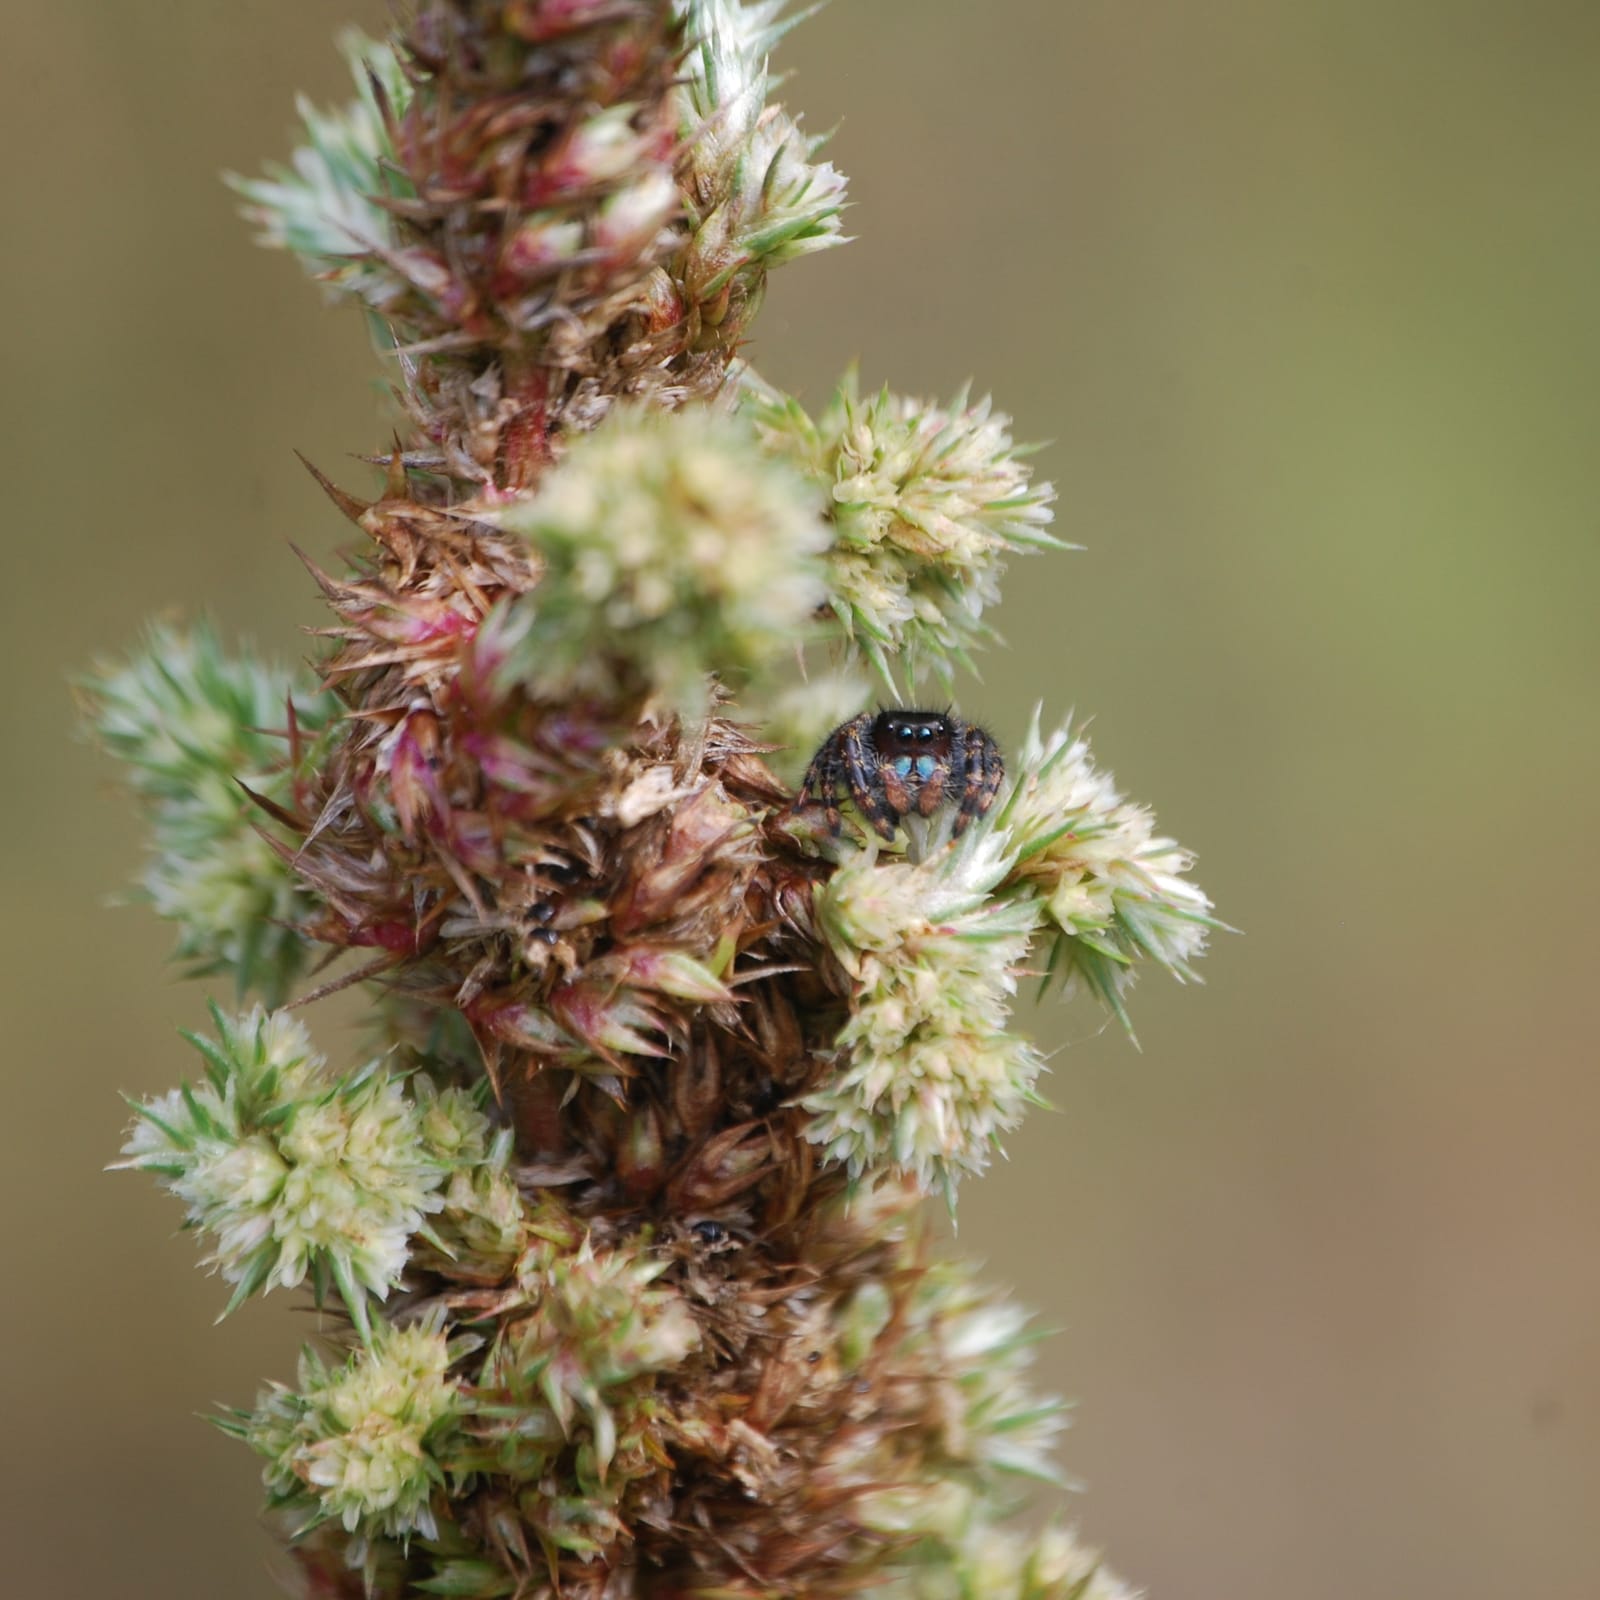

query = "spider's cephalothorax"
[{"left": 797, "top": 710, "right": 1004, "bottom": 841}]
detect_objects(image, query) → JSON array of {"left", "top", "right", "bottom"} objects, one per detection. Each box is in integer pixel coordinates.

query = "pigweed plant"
[{"left": 91, "top": 5, "right": 1217, "bottom": 1597}]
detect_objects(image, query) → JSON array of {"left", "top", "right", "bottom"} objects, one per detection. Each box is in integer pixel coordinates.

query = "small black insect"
[
  {"left": 797, "top": 710, "right": 1004, "bottom": 840},
  {"left": 686, "top": 1218, "right": 742, "bottom": 1255}
]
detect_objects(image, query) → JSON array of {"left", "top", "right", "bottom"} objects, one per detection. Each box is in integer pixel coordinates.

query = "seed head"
[
  {"left": 747, "top": 372, "right": 1060, "bottom": 689},
  {"left": 804, "top": 830, "right": 1048, "bottom": 1198},
  {"left": 1002, "top": 710, "right": 1218, "bottom": 1029},
  {"left": 493, "top": 404, "right": 831, "bottom": 712},
  {"left": 83, "top": 623, "right": 334, "bottom": 1004},
  {"left": 118, "top": 1006, "right": 449, "bottom": 1330},
  {"left": 95, "top": 6, "right": 1223, "bottom": 1596},
  {"left": 232, "top": 1314, "right": 463, "bottom": 1543},
  {"left": 229, "top": 31, "right": 413, "bottom": 313}
]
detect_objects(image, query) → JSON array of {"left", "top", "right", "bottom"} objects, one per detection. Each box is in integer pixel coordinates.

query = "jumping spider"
[{"left": 796, "top": 710, "right": 1004, "bottom": 841}]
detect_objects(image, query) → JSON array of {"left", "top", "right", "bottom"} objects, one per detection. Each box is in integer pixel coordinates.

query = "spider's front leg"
[
  {"left": 797, "top": 735, "right": 849, "bottom": 835},
  {"left": 950, "top": 721, "right": 1005, "bottom": 835},
  {"left": 841, "top": 716, "right": 901, "bottom": 841}
]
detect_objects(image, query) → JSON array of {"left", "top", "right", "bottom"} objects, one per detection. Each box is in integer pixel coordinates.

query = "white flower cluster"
[
  {"left": 803, "top": 709, "right": 1216, "bottom": 1192},
  {"left": 923, "top": 1272, "right": 1068, "bottom": 1488},
  {"left": 414, "top": 1078, "right": 524, "bottom": 1273},
  {"left": 509, "top": 1233, "right": 701, "bottom": 1473},
  {"left": 803, "top": 830, "right": 1046, "bottom": 1199},
  {"left": 465, "top": 1222, "right": 701, "bottom": 1493},
  {"left": 230, "top": 30, "right": 412, "bottom": 311},
  {"left": 746, "top": 374, "right": 1058, "bottom": 689},
  {"left": 88, "top": 623, "right": 331, "bottom": 1004},
  {"left": 859, "top": 1262, "right": 1066, "bottom": 1515},
  {"left": 244, "top": 1317, "right": 461, "bottom": 1541},
  {"left": 879, "top": 1523, "right": 1139, "bottom": 1600},
  {"left": 1003, "top": 710, "right": 1216, "bottom": 1027},
  {"left": 118, "top": 1007, "right": 496, "bottom": 1332},
  {"left": 495, "top": 405, "right": 831, "bottom": 711},
  {"left": 677, "top": 0, "right": 849, "bottom": 282}
]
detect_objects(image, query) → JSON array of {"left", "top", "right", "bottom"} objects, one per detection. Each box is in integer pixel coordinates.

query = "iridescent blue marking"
[
  {"left": 892, "top": 755, "right": 914, "bottom": 777},
  {"left": 914, "top": 755, "right": 938, "bottom": 780}
]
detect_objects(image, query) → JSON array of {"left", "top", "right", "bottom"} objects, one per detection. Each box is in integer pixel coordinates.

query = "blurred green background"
[{"left": 5, "top": 3, "right": 1597, "bottom": 1596}]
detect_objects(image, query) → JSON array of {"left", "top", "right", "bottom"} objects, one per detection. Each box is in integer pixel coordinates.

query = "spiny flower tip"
[
  {"left": 746, "top": 371, "right": 1059, "bottom": 691},
  {"left": 118, "top": 1007, "right": 448, "bottom": 1329},
  {"left": 236, "top": 1315, "right": 463, "bottom": 1542},
  {"left": 84, "top": 623, "right": 334, "bottom": 1005},
  {"left": 804, "top": 829, "right": 1048, "bottom": 1198},
  {"left": 1002, "top": 710, "right": 1217, "bottom": 1028}
]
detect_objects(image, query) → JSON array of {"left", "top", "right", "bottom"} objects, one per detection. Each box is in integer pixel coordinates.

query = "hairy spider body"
[{"left": 797, "top": 710, "right": 1004, "bottom": 840}]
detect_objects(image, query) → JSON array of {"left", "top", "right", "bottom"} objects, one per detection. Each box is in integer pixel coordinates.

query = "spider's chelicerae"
[{"left": 797, "top": 710, "right": 1004, "bottom": 840}]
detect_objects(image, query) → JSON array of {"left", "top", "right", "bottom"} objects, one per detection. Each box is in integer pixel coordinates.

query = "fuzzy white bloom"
[
  {"left": 243, "top": 1318, "right": 461, "bottom": 1541},
  {"left": 852, "top": 1264, "right": 1073, "bottom": 1590},
  {"left": 431, "top": 1157, "right": 525, "bottom": 1269},
  {"left": 677, "top": 0, "right": 848, "bottom": 279},
  {"left": 857, "top": 1477, "right": 979, "bottom": 1546},
  {"left": 877, "top": 1523, "right": 1140, "bottom": 1600},
  {"left": 804, "top": 829, "right": 1047, "bottom": 1197},
  {"left": 680, "top": 0, "right": 791, "bottom": 122},
  {"left": 495, "top": 405, "right": 831, "bottom": 711},
  {"left": 272, "top": 1078, "right": 435, "bottom": 1293},
  {"left": 118, "top": 1007, "right": 449, "bottom": 1328},
  {"left": 144, "top": 826, "right": 304, "bottom": 987},
  {"left": 922, "top": 1270, "right": 1068, "bottom": 1486},
  {"left": 414, "top": 1080, "right": 525, "bottom": 1271},
  {"left": 469, "top": 1224, "right": 701, "bottom": 1486},
  {"left": 515, "top": 1235, "right": 702, "bottom": 1409},
  {"left": 1001, "top": 710, "right": 1215, "bottom": 1026},
  {"left": 88, "top": 623, "right": 332, "bottom": 1004},
  {"left": 856, "top": 1260, "right": 1067, "bottom": 1498},
  {"left": 230, "top": 31, "right": 412, "bottom": 309},
  {"left": 745, "top": 373, "right": 1058, "bottom": 689},
  {"left": 1021, "top": 1529, "right": 1142, "bottom": 1600}
]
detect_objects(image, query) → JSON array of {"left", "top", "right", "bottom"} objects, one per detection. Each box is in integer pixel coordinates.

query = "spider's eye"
[
  {"left": 919, "top": 726, "right": 933, "bottom": 741},
  {"left": 894, "top": 725, "right": 910, "bottom": 740}
]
